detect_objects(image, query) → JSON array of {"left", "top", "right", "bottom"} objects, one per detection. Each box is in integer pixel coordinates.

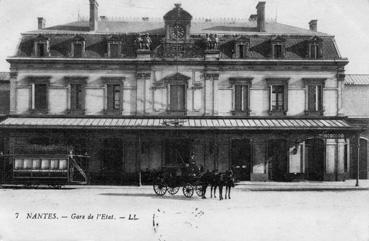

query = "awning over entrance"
[{"left": 0, "top": 117, "right": 358, "bottom": 131}]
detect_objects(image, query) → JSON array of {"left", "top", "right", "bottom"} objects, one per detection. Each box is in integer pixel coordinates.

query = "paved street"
[{"left": 0, "top": 182, "right": 369, "bottom": 241}]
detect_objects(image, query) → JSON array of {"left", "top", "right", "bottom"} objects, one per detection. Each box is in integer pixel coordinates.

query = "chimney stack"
[
  {"left": 38, "top": 17, "right": 46, "bottom": 30},
  {"left": 309, "top": 20, "right": 317, "bottom": 32},
  {"left": 89, "top": 0, "right": 99, "bottom": 31},
  {"left": 256, "top": 2, "right": 266, "bottom": 32}
]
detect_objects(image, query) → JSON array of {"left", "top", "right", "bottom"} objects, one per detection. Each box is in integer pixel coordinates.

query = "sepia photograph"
[{"left": 0, "top": 0, "right": 369, "bottom": 240}]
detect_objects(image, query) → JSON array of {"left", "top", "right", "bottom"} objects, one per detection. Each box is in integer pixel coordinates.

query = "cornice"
[{"left": 7, "top": 57, "right": 349, "bottom": 67}]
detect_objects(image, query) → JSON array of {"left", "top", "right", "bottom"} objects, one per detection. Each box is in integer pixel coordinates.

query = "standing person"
[
  {"left": 217, "top": 172, "right": 224, "bottom": 200},
  {"left": 224, "top": 169, "right": 235, "bottom": 199},
  {"left": 200, "top": 169, "right": 211, "bottom": 199},
  {"left": 210, "top": 169, "right": 218, "bottom": 198}
]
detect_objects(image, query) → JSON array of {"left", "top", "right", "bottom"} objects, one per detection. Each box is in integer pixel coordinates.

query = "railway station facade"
[{"left": 0, "top": 1, "right": 360, "bottom": 184}]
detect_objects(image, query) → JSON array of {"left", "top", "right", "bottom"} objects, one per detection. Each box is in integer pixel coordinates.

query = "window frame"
[
  {"left": 303, "top": 78, "right": 326, "bottom": 116},
  {"left": 102, "top": 77, "right": 125, "bottom": 115},
  {"left": 234, "top": 38, "right": 250, "bottom": 59},
  {"left": 266, "top": 78, "right": 289, "bottom": 116},
  {"left": 308, "top": 36, "right": 323, "bottom": 59},
  {"left": 229, "top": 77, "right": 252, "bottom": 116},
  {"left": 270, "top": 36, "right": 286, "bottom": 59},
  {"left": 64, "top": 77, "right": 87, "bottom": 115},
  {"left": 27, "top": 76, "right": 51, "bottom": 114},
  {"left": 107, "top": 40, "right": 122, "bottom": 58},
  {"left": 33, "top": 35, "right": 50, "bottom": 57},
  {"left": 71, "top": 36, "right": 86, "bottom": 58},
  {"left": 169, "top": 84, "right": 186, "bottom": 113}
]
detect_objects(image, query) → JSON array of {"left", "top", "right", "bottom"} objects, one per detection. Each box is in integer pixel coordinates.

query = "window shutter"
[
  {"left": 283, "top": 84, "right": 288, "bottom": 113},
  {"left": 235, "top": 44, "right": 240, "bottom": 58},
  {"left": 235, "top": 85, "right": 242, "bottom": 111},
  {"left": 307, "top": 85, "right": 316, "bottom": 111},
  {"left": 318, "top": 85, "right": 323, "bottom": 111},
  {"left": 318, "top": 43, "right": 323, "bottom": 58},
  {"left": 107, "top": 84, "right": 114, "bottom": 111}
]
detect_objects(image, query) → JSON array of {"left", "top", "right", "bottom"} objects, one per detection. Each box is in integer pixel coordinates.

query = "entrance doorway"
[
  {"left": 231, "top": 139, "right": 252, "bottom": 181},
  {"left": 305, "top": 138, "right": 325, "bottom": 181},
  {"left": 100, "top": 138, "right": 123, "bottom": 184},
  {"left": 267, "top": 139, "right": 288, "bottom": 181},
  {"left": 165, "top": 139, "right": 191, "bottom": 167},
  {"left": 359, "top": 138, "right": 368, "bottom": 179}
]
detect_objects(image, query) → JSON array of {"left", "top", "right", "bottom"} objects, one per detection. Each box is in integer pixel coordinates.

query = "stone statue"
[
  {"left": 206, "top": 33, "right": 219, "bottom": 50},
  {"left": 136, "top": 33, "right": 152, "bottom": 50}
]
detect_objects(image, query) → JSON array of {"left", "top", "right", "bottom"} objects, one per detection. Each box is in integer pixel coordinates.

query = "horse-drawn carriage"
[{"left": 152, "top": 164, "right": 206, "bottom": 198}]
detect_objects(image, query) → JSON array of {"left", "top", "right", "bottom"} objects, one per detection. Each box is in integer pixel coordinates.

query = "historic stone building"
[{"left": 0, "top": 1, "right": 359, "bottom": 184}]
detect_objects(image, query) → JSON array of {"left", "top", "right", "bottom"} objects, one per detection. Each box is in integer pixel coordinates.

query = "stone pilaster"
[
  {"left": 324, "top": 139, "right": 336, "bottom": 181},
  {"left": 9, "top": 71, "right": 18, "bottom": 115}
]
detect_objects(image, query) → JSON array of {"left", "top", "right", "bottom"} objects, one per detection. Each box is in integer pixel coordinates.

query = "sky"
[{"left": 0, "top": 0, "right": 368, "bottom": 74}]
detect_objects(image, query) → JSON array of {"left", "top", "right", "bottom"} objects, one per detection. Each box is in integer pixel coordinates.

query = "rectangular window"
[
  {"left": 271, "top": 85, "right": 284, "bottom": 111},
  {"left": 107, "top": 84, "right": 121, "bottom": 111},
  {"left": 70, "top": 84, "right": 83, "bottom": 110},
  {"left": 110, "top": 44, "right": 119, "bottom": 58},
  {"left": 307, "top": 85, "right": 323, "bottom": 112},
  {"left": 34, "top": 84, "right": 47, "bottom": 111},
  {"left": 73, "top": 43, "right": 83, "bottom": 58},
  {"left": 235, "top": 85, "right": 249, "bottom": 112},
  {"left": 170, "top": 85, "right": 185, "bottom": 111},
  {"left": 273, "top": 44, "right": 282, "bottom": 59},
  {"left": 37, "top": 43, "right": 45, "bottom": 57}
]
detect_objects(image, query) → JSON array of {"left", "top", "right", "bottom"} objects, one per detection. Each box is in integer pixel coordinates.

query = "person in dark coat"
[
  {"left": 210, "top": 169, "right": 218, "bottom": 198},
  {"left": 217, "top": 172, "right": 224, "bottom": 200},
  {"left": 200, "top": 169, "right": 211, "bottom": 199},
  {"left": 224, "top": 169, "right": 235, "bottom": 199}
]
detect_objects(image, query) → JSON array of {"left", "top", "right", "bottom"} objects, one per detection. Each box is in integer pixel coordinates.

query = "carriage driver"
[{"left": 189, "top": 152, "right": 200, "bottom": 176}]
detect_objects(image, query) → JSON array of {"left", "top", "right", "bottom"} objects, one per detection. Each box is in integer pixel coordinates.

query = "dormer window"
[
  {"left": 107, "top": 36, "right": 122, "bottom": 58},
  {"left": 273, "top": 44, "right": 282, "bottom": 58},
  {"left": 271, "top": 36, "right": 286, "bottom": 59},
  {"left": 34, "top": 35, "right": 49, "bottom": 57},
  {"left": 72, "top": 36, "right": 85, "bottom": 58},
  {"left": 308, "top": 36, "right": 323, "bottom": 59},
  {"left": 234, "top": 37, "right": 250, "bottom": 59}
]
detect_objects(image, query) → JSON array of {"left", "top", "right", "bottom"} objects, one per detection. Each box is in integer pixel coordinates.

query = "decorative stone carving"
[
  {"left": 135, "top": 33, "right": 152, "bottom": 50},
  {"left": 206, "top": 34, "right": 219, "bottom": 50},
  {"left": 136, "top": 72, "right": 151, "bottom": 79}
]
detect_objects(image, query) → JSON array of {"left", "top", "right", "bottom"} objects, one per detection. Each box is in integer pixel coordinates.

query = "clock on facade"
[{"left": 170, "top": 24, "right": 185, "bottom": 40}]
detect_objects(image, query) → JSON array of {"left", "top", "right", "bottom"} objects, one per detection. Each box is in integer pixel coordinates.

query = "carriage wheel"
[
  {"left": 153, "top": 183, "right": 167, "bottom": 196},
  {"left": 168, "top": 186, "right": 180, "bottom": 195},
  {"left": 195, "top": 185, "right": 204, "bottom": 197},
  {"left": 182, "top": 183, "right": 194, "bottom": 198}
]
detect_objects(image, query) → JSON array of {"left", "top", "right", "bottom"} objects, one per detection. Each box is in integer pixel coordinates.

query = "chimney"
[
  {"left": 256, "top": 2, "right": 266, "bottom": 32},
  {"left": 38, "top": 17, "right": 46, "bottom": 30},
  {"left": 309, "top": 20, "right": 317, "bottom": 32},
  {"left": 89, "top": 0, "right": 99, "bottom": 31}
]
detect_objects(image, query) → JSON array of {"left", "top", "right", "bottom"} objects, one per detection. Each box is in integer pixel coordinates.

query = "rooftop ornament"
[{"left": 135, "top": 33, "right": 152, "bottom": 50}]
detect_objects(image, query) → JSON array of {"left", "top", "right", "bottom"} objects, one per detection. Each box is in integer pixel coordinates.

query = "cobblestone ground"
[{"left": 0, "top": 183, "right": 369, "bottom": 241}]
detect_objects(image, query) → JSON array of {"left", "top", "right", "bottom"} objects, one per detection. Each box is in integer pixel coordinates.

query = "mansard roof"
[
  {"left": 15, "top": 33, "right": 340, "bottom": 60},
  {"left": 27, "top": 20, "right": 330, "bottom": 36}
]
